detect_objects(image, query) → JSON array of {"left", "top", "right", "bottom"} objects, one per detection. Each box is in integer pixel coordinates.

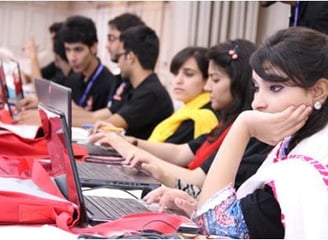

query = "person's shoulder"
[
  {"left": 143, "top": 73, "right": 169, "bottom": 91},
  {"left": 100, "top": 64, "right": 116, "bottom": 79},
  {"left": 41, "top": 61, "right": 56, "bottom": 71}
]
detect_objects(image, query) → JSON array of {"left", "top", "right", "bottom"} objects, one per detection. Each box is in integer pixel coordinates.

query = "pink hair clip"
[{"left": 228, "top": 46, "right": 238, "bottom": 60}]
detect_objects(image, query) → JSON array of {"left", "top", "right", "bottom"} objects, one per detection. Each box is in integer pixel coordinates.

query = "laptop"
[
  {"left": 34, "top": 78, "right": 50, "bottom": 105},
  {"left": 38, "top": 103, "right": 154, "bottom": 224},
  {"left": 34, "top": 78, "right": 72, "bottom": 138},
  {"left": 0, "top": 60, "right": 17, "bottom": 119},
  {"left": 34, "top": 78, "right": 119, "bottom": 156},
  {"left": 2, "top": 59, "right": 25, "bottom": 118}
]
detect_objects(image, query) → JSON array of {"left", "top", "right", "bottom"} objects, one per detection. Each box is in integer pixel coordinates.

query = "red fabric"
[
  {"left": 188, "top": 125, "right": 232, "bottom": 169},
  {"left": 0, "top": 109, "right": 14, "bottom": 124},
  {"left": 0, "top": 155, "right": 192, "bottom": 237},
  {"left": 0, "top": 157, "right": 79, "bottom": 226},
  {"left": 72, "top": 212, "right": 193, "bottom": 236},
  {"left": 0, "top": 131, "right": 88, "bottom": 159}
]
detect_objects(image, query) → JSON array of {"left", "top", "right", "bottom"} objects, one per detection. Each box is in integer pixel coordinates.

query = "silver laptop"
[
  {"left": 35, "top": 78, "right": 118, "bottom": 155},
  {"left": 35, "top": 78, "right": 72, "bottom": 138}
]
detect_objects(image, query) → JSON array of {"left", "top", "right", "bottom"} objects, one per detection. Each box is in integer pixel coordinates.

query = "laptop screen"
[
  {"left": 38, "top": 103, "right": 88, "bottom": 226},
  {"left": 0, "top": 65, "right": 7, "bottom": 109},
  {"left": 35, "top": 79, "right": 72, "bottom": 138},
  {"left": 2, "top": 60, "right": 24, "bottom": 118},
  {"left": 34, "top": 78, "right": 50, "bottom": 105},
  {"left": 0, "top": 67, "right": 15, "bottom": 120}
]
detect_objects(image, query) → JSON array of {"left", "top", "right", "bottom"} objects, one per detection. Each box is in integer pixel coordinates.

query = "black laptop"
[{"left": 38, "top": 103, "right": 154, "bottom": 224}]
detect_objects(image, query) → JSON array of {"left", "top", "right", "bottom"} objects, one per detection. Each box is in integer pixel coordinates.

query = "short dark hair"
[
  {"left": 120, "top": 25, "right": 159, "bottom": 70},
  {"left": 53, "top": 29, "right": 67, "bottom": 62},
  {"left": 61, "top": 15, "right": 98, "bottom": 47},
  {"left": 170, "top": 46, "right": 209, "bottom": 80},
  {"left": 250, "top": 27, "right": 328, "bottom": 152},
  {"left": 207, "top": 39, "right": 257, "bottom": 141},
  {"left": 49, "top": 22, "right": 63, "bottom": 34},
  {"left": 108, "top": 13, "right": 145, "bottom": 32}
]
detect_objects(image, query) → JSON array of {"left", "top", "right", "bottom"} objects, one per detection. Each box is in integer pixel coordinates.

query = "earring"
[{"left": 314, "top": 101, "right": 322, "bottom": 110}]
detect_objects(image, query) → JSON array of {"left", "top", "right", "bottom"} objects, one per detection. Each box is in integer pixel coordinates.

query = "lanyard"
[
  {"left": 78, "top": 64, "right": 104, "bottom": 106},
  {"left": 293, "top": 1, "right": 300, "bottom": 27}
]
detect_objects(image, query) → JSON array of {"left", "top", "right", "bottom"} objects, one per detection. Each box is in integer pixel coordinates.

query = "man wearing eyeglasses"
[
  {"left": 92, "top": 25, "right": 174, "bottom": 139},
  {"left": 106, "top": 13, "right": 145, "bottom": 63},
  {"left": 71, "top": 13, "right": 146, "bottom": 124}
]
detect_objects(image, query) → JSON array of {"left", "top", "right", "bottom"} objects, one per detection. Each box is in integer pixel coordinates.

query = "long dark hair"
[
  {"left": 207, "top": 39, "right": 257, "bottom": 141},
  {"left": 250, "top": 27, "right": 328, "bottom": 152}
]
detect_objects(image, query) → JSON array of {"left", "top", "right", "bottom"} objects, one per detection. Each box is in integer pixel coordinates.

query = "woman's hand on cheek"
[{"left": 241, "top": 105, "right": 312, "bottom": 145}]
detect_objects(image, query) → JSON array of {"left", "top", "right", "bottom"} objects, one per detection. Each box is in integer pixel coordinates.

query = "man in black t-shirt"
[
  {"left": 71, "top": 13, "right": 148, "bottom": 127},
  {"left": 40, "top": 22, "right": 65, "bottom": 82},
  {"left": 72, "top": 16, "right": 173, "bottom": 139},
  {"left": 93, "top": 25, "right": 174, "bottom": 139},
  {"left": 60, "top": 15, "right": 117, "bottom": 111}
]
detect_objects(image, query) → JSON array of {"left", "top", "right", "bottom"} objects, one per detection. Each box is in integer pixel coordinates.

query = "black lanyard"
[{"left": 78, "top": 64, "right": 104, "bottom": 106}]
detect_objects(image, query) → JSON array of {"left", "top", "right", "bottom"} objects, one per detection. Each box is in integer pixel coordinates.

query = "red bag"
[
  {"left": 0, "top": 154, "right": 195, "bottom": 237},
  {"left": 0, "top": 109, "right": 13, "bottom": 124},
  {"left": 0, "top": 156, "right": 80, "bottom": 229},
  {"left": 0, "top": 126, "right": 87, "bottom": 160},
  {"left": 73, "top": 212, "right": 193, "bottom": 237}
]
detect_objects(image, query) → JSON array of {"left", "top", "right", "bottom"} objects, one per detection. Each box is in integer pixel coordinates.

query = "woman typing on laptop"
[{"left": 89, "top": 39, "right": 272, "bottom": 192}]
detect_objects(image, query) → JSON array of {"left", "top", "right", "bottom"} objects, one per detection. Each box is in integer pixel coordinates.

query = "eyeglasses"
[{"left": 107, "top": 34, "right": 119, "bottom": 42}]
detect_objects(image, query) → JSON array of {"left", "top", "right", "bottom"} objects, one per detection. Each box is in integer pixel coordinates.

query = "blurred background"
[{"left": 0, "top": 1, "right": 290, "bottom": 91}]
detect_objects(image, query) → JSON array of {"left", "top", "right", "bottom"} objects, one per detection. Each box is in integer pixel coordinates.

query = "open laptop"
[
  {"left": 2, "top": 59, "right": 25, "bottom": 118},
  {"left": 34, "top": 80, "right": 159, "bottom": 192},
  {"left": 34, "top": 78, "right": 118, "bottom": 156},
  {"left": 35, "top": 78, "right": 72, "bottom": 138},
  {"left": 38, "top": 103, "right": 154, "bottom": 224},
  {"left": 34, "top": 78, "right": 50, "bottom": 105},
  {"left": 0, "top": 66, "right": 16, "bottom": 121}
]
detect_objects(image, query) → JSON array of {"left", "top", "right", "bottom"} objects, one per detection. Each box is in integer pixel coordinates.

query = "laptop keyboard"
[
  {"left": 77, "top": 163, "right": 112, "bottom": 180},
  {"left": 84, "top": 195, "right": 151, "bottom": 220}
]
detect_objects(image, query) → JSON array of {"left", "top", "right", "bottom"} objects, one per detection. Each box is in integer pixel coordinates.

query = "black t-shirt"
[
  {"left": 41, "top": 61, "right": 58, "bottom": 79},
  {"left": 165, "top": 102, "right": 217, "bottom": 144},
  {"left": 289, "top": 1, "right": 328, "bottom": 35},
  {"left": 240, "top": 185, "right": 284, "bottom": 238},
  {"left": 41, "top": 61, "right": 66, "bottom": 84},
  {"left": 109, "top": 73, "right": 174, "bottom": 139},
  {"left": 188, "top": 133, "right": 208, "bottom": 154},
  {"left": 200, "top": 138, "right": 273, "bottom": 189},
  {"left": 63, "top": 62, "right": 117, "bottom": 111}
]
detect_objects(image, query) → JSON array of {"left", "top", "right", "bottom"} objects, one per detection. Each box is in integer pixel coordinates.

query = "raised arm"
[
  {"left": 23, "top": 38, "right": 42, "bottom": 81},
  {"left": 198, "top": 106, "right": 311, "bottom": 206},
  {"left": 198, "top": 114, "right": 250, "bottom": 206}
]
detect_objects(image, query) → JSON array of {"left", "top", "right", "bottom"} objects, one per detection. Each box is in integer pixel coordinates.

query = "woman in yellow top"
[{"left": 148, "top": 47, "right": 218, "bottom": 144}]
